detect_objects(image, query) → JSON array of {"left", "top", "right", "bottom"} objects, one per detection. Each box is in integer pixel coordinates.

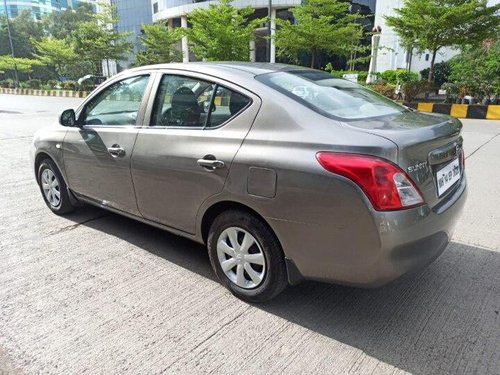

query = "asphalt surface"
[{"left": 0, "top": 94, "right": 499, "bottom": 374}]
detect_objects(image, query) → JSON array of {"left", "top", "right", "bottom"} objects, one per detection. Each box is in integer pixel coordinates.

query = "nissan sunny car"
[{"left": 32, "top": 62, "right": 467, "bottom": 302}]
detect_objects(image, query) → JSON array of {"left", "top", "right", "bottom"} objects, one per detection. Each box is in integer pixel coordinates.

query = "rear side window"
[
  {"left": 256, "top": 71, "right": 406, "bottom": 120},
  {"left": 150, "top": 74, "right": 251, "bottom": 128}
]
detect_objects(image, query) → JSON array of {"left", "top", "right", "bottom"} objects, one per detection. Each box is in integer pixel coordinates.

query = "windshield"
[{"left": 256, "top": 70, "right": 407, "bottom": 120}]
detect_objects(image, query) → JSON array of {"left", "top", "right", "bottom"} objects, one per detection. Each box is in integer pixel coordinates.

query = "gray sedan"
[{"left": 32, "top": 62, "right": 467, "bottom": 302}]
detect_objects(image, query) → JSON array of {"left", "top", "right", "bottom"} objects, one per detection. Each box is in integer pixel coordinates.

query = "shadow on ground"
[{"left": 67, "top": 206, "right": 500, "bottom": 375}]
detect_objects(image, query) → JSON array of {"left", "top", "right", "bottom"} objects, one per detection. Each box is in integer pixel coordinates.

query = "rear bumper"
[{"left": 269, "top": 175, "right": 467, "bottom": 287}]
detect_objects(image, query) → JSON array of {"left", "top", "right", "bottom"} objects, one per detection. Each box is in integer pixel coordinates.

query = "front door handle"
[
  {"left": 107, "top": 144, "right": 126, "bottom": 157},
  {"left": 197, "top": 156, "right": 225, "bottom": 170}
]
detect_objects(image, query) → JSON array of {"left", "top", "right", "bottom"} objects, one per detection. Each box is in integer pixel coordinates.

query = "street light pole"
[
  {"left": 3, "top": 0, "right": 19, "bottom": 88},
  {"left": 267, "top": 0, "right": 272, "bottom": 62}
]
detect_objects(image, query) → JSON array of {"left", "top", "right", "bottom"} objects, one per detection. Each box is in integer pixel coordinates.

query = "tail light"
[{"left": 316, "top": 152, "right": 425, "bottom": 211}]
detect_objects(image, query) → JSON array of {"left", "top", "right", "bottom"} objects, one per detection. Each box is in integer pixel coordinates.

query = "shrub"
[
  {"left": 367, "top": 82, "right": 396, "bottom": 99},
  {"left": 380, "top": 69, "right": 418, "bottom": 84},
  {"left": 420, "top": 61, "right": 451, "bottom": 87},
  {"left": 61, "top": 80, "right": 77, "bottom": 91},
  {"left": 47, "top": 80, "right": 61, "bottom": 89},
  {"left": 402, "top": 81, "right": 432, "bottom": 103},
  {"left": 0, "top": 79, "right": 15, "bottom": 88},
  {"left": 27, "top": 79, "right": 41, "bottom": 89},
  {"left": 19, "top": 82, "right": 30, "bottom": 89}
]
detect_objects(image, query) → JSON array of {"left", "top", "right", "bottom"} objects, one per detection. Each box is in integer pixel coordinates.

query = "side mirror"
[{"left": 59, "top": 109, "right": 77, "bottom": 127}]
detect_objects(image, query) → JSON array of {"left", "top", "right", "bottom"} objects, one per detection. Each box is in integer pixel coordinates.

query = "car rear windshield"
[{"left": 256, "top": 70, "right": 407, "bottom": 120}]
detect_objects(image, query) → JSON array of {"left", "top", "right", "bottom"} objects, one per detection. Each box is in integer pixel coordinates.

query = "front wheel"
[
  {"left": 37, "top": 158, "right": 76, "bottom": 215},
  {"left": 207, "top": 210, "right": 288, "bottom": 303}
]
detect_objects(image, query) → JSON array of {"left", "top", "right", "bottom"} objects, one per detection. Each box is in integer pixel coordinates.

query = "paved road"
[{"left": 1, "top": 94, "right": 499, "bottom": 374}]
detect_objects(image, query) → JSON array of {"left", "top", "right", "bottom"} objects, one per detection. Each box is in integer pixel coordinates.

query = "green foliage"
[
  {"left": 72, "top": 4, "right": 133, "bottom": 74},
  {"left": 46, "top": 80, "right": 61, "bottom": 89},
  {"left": 367, "top": 82, "right": 396, "bottom": 99},
  {"left": 420, "top": 61, "right": 451, "bottom": 87},
  {"left": 41, "top": 3, "right": 94, "bottom": 40},
  {"left": 32, "top": 37, "right": 78, "bottom": 76},
  {"left": 385, "top": 0, "right": 500, "bottom": 82},
  {"left": 448, "top": 40, "right": 500, "bottom": 99},
  {"left": 184, "top": 0, "right": 264, "bottom": 61},
  {"left": 402, "top": 80, "right": 432, "bottom": 102},
  {"left": 61, "top": 80, "right": 78, "bottom": 91},
  {"left": 27, "top": 79, "right": 41, "bottom": 89},
  {"left": 0, "top": 55, "right": 44, "bottom": 73},
  {"left": 0, "top": 10, "right": 43, "bottom": 58},
  {"left": 0, "top": 79, "right": 15, "bottom": 88},
  {"left": 380, "top": 69, "right": 418, "bottom": 84},
  {"left": 136, "top": 23, "right": 182, "bottom": 65},
  {"left": 275, "top": 0, "right": 364, "bottom": 68}
]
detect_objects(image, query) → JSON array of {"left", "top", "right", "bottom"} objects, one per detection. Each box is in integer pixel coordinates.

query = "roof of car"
[{"left": 128, "top": 62, "right": 309, "bottom": 77}]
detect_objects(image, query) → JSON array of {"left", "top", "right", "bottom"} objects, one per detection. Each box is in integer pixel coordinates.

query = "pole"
[
  {"left": 3, "top": 0, "right": 19, "bottom": 87},
  {"left": 267, "top": 0, "right": 272, "bottom": 62}
]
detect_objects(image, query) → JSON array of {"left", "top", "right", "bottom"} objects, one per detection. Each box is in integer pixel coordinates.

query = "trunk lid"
[{"left": 343, "top": 110, "right": 464, "bottom": 209}]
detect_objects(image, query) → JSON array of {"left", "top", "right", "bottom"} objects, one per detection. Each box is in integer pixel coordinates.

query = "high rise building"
[
  {"left": 0, "top": 0, "right": 98, "bottom": 19},
  {"left": 109, "top": 0, "right": 152, "bottom": 70}
]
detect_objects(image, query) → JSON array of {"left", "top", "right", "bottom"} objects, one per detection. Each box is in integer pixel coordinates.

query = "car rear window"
[{"left": 256, "top": 70, "right": 407, "bottom": 120}]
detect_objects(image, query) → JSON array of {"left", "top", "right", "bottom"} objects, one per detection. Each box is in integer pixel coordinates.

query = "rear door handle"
[
  {"left": 197, "top": 157, "right": 225, "bottom": 170},
  {"left": 107, "top": 144, "right": 126, "bottom": 157}
]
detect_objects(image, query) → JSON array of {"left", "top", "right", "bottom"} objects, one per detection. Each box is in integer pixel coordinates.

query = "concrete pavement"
[{"left": 0, "top": 94, "right": 499, "bottom": 374}]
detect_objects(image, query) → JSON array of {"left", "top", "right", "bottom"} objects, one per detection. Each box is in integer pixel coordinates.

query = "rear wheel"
[
  {"left": 207, "top": 210, "right": 288, "bottom": 302},
  {"left": 37, "top": 158, "right": 76, "bottom": 215}
]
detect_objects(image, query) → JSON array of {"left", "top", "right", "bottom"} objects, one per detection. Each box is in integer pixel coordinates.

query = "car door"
[
  {"left": 63, "top": 73, "right": 152, "bottom": 215},
  {"left": 131, "top": 72, "right": 261, "bottom": 234}
]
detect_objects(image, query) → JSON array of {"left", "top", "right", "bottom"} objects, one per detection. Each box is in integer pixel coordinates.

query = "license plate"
[{"left": 436, "top": 158, "right": 461, "bottom": 197}]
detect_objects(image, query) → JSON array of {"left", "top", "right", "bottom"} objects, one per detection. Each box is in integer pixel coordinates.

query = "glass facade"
[
  {"left": 110, "top": 0, "right": 152, "bottom": 69},
  {"left": 0, "top": 0, "right": 97, "bottom": 19}
]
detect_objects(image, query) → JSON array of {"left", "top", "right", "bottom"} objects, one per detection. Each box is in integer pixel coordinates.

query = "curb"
[
  {"left": 406, "top": 102, "right": 500, "bottom": 120},
  {"left": 0, "top": 88, "right": 88, "bottom": 98}
]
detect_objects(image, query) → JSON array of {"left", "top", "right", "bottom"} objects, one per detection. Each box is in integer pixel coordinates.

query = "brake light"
[{"left": 316, "top": 152, "right": 425, "bottom": 211}]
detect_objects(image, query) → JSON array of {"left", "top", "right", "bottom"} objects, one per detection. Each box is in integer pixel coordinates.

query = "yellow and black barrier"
[
  {"left": 406, "top": 102, "right": 500, "bottom": 120},
  {"left": 0, "top": 88, "right": 88, "bottom": 98}
]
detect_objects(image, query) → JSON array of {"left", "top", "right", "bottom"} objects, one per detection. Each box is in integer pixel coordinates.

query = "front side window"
[
  {"left": 256, "top": 70, "right": 406, "bottom": 120},
  {"left": 80, "top": 75, "right": 150, "bottom": 126},
  {"left": 150, "top": 74, "right": 251, "bottom": 128}
]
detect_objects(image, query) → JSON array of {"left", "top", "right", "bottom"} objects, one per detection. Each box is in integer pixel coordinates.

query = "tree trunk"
[
  {"left": 310, "top": 50, "right": 316, "bottom": 69},
  {"left": 428, "top": 48, "right": 438, "bottom": 83}
]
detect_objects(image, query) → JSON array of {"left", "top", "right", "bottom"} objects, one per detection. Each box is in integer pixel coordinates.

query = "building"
[
  {"left": 0, "top": 0, "right": 98, "bottom": 19},
  {"left": 152, "top": 0, "right": 302, "bottom": 63},
  {"left": 109, "top": 0, "right": 152, "bottom": 70}
]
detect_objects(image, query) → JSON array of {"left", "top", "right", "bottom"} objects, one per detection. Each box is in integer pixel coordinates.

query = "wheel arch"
[
  {"left": 200, "top": 201, "right": 279, "bottom": 247},
  {"left": 34, "top": 152, "right": 54, "bottom": 183}
]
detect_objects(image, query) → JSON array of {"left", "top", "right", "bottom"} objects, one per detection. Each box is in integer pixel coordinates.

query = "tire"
[
  {"left": 207, "top": 210, "right": 288, "bottom": 303},
  {"left": 37, "top": 158, "right": 76, "bottom": 215}
]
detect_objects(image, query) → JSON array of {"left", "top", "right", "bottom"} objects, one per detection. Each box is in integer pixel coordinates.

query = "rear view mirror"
[{"left": 59, "top": 109, "right": 77, "bottom": 127}]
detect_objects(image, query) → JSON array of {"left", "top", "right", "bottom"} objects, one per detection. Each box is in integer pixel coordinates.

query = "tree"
[
  {"left": 0, "top": 55, "right": 44, "bottom": 74},
  {"left": 32, "top": 37, "right": 78, "bottom": 77},
  {"left": 72, "top": 4, "right": 133, "bottom": 75},
  {"left": 135, "top": 23, "right": 182, "bottom": 65},
  {"left": 0, "top": 10, "right": 43, "bottom": 58},
  {"left": 41, "top": 3, "right": 94, "bottom": 40},
  {"left": 385, "top": 0, "right": 500, "bottom": 83},
  {"left": 275, "top": 0, "right": 364, "bottom": 68},
  {"left": 448, "top": 40, "right": 500, "bottom": 100},
  {"left": 185, "top": 0, "right": 265, "bottom": 61}
]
